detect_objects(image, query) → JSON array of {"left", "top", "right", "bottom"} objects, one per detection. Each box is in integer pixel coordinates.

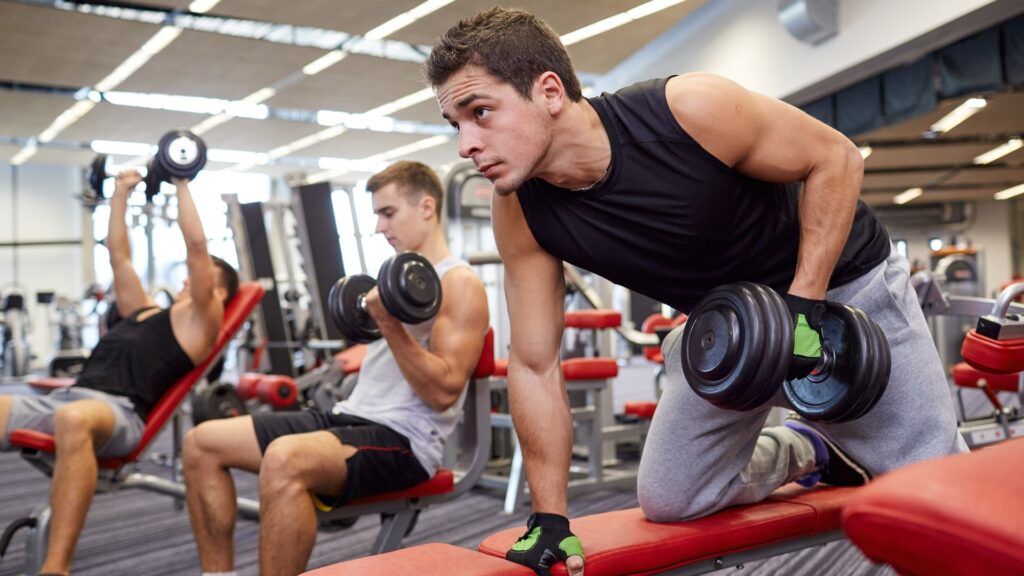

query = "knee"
[
  {"left": 53, "top": 406, "right": 94, "bottom": 445},
  {"left": 182, "top": 427, "right": 205, "bottom": 470},
  {"left": 260, "top": 437, "right": 307, "bottom": 492},
  {"left": 637, "top": 473, "right": 713, "bottom": 522}
]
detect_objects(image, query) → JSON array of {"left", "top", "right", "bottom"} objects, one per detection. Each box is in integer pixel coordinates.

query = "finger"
[{"left": 566, "top": 554, "right": 584, "bottom": 576}]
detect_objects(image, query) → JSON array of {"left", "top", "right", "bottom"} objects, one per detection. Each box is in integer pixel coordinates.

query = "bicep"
[
  {"left": 667, "top": 73, "right": 849, "bottom": 184},
  {"left": 492, "top": 193, "right": 564, "bottom": 369}
]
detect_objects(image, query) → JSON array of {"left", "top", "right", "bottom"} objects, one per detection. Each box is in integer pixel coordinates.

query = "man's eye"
[{"left": 475, "top": 108, "right": 490, "bottom": 119}]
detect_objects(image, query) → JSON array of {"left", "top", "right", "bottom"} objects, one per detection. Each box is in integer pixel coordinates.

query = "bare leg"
[
  {"left": 183, "top": 416, "right": 262, "bottom": 572},
  {"left": 258, "top": 431, "right": 354, "bottom": 576},
  {"left": 0, "top": 395, "right": 11, "bottom": 445},
  {"left": 40, "top": 400, "right": 116, "bottom": 576}
]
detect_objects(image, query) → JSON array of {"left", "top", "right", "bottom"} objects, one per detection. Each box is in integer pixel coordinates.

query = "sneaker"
[{"left": 784, "top": 417, "right": 871, "bottom": 487}]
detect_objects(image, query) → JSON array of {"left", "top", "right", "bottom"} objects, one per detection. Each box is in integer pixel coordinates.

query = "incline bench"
[{"left": 0, "top": 282, "right": 265, "bottom": 576}]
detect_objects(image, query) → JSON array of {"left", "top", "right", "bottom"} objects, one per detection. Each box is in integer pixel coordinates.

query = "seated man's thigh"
[
  {"left": 190, "top": 415, "right": 263, "bottom": 472},
  {"left": 262, "top": 431, "right": 355, "bottom": 496}
]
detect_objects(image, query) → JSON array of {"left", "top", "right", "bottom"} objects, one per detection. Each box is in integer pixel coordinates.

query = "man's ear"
[
  {"left": 214, "top": 285, "right": 228, "bottom": 306},
  {"left": 419, "top": 195, "right": 436, "bottom": 220},
  {"left": 536, "top": 71, "right": 566, "bottom": 116}
]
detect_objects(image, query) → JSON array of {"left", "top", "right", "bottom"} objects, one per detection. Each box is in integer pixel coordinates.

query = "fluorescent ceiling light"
[
  {"left": 363, "top": 88, "right": 435, "bottom": 117},
  {"left": 928, "top": 98, "right": 986, "bottom": 134},
  {"left": 561, "top": 0, "right": 687, "bottom": 46},
  {"left": 893, "top": 187, "right": 923, "bottom": 205},
  {"left": 11, "top": 143, "right": 38, "bottom": 166},
  {"left": 303, "top": 50, "right": 348, "bottom": 75},
  {"left": 994, "top": 183, "right": 1024, "bottom": 200},
  {"left": 38, "top": 100, "right": 96, "bottom": 143},
  {"left": 242, "top": 87, "right": 277, "bottom": 104},
  {"left": 363, "top": 0, "right": 455, "bottom": 40},
  {"left": 191, "top": 113, "right": 232, "bottom": 135},
  {"left": 187, "top": 0, "right": 221, "bottom": 13},
  {"left": 858, "top": 146, "right": 872, "bottom": 160},
  {"left": 973, "top": 138, "right": 1023, "bottom": 165},
  {"left": 91, "top": 140, "right": 154, "bottom": 156},
  {"left": 207, "top": 149, "right": 269, "bottom": 164},
  {"left": 95, "top": 27, "right": 182, "bottom": 92}
]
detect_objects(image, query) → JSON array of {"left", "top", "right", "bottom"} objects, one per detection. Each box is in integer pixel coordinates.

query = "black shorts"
[{"left": 251, "top": 410, "right": 429, "bottom": 507}]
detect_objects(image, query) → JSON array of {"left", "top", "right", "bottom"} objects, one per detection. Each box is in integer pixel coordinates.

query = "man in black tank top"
[
  {"left": 0, "top": 169, "right": 239, "bottom": 576},
  {"left": 426, "top": 8, "right": 964, "bottom": 576}
]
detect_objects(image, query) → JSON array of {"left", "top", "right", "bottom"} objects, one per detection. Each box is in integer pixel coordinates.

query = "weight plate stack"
[
  {"left": 156, "top": 129, "right": 208, "bottom": 181},
  {"left": 328, "top": 274, "right": 380, "bottom": 344}
]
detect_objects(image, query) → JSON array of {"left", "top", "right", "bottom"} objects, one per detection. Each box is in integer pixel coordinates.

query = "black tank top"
[
  {"left": 75, "top": 305, "right": 194, "bottom": 420},
  {"left": 516, "top": 77, "right": 890, "bottom": 313}
]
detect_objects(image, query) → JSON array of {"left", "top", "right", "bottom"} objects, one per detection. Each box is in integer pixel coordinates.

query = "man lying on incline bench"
[
  {"left": 182, "top": 160, "right": 489, "bottom": 576},
  {"left": 0, "top": 169, "right": 238, "bottom": 576}
]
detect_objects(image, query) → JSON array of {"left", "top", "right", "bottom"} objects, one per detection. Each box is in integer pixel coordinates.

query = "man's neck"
[
  {"left": 535, "top": 99, "right": 611, "bottom": 191},
  {"left": 409, "top": 227, "right": 452, "bottom": 266}
]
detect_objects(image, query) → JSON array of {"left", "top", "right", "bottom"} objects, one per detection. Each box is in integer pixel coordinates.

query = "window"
[{"left": 894, "top": 239, "right": 908, "bottom": 258}]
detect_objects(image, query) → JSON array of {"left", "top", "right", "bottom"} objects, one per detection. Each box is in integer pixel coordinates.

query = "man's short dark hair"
[
  {"left": 365, "top": 161, "right": 445, "bottom": 219},
  {"left": 211, "top": 256, "right": 239, "bottom": 306},
  {"left": 425, "top": 6, "right": 582, "bottom": 103}
]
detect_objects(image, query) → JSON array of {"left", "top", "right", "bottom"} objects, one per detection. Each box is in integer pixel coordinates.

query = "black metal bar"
[{"left": 0, "top": 239, "right": 83, "bottom": 248}]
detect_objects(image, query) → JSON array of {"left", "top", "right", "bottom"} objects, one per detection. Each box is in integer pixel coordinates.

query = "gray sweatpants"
[{"left": 637, "top": 248, "right": 967, "bottom": 521}]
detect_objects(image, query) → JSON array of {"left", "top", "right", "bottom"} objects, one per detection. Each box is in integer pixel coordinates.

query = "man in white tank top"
[{"left": 181, "top": 161, "right": 489, "bottom": 576}]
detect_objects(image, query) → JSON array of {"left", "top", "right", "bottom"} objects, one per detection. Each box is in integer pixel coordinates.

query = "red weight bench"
[
  {"left": 302, "top": 485, "right": 855, "bottom": 576},
  {"left": 291, "top": 328, "right": 495, "bottom": 555},
  {"left": 1, "top": 283, "right": 265, "bottom": 575},
  {"left": 843, "top": 438, "right": 1024, "bottom": 576}
]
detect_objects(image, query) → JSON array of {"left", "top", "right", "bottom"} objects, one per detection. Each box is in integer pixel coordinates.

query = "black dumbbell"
[
  {"left": 328, "top": 252, "right": 443, "bottom": 344},
  {"left": 679, "top": 282, "right": 890, "bottom": 423},
  {"left": 86, "top": 129, "right": 207, "bottom": 202}
]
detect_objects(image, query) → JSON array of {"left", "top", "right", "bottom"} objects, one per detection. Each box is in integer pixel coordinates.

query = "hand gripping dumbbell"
[
  {"left": 679, "top": 282, "right": 890, "bottom": 423},
  {"left": 327, "top": 252, "right": 442, "bottom": 344},
  {"left": 87, "top": 129, "right": 208, "bottom": 203}
]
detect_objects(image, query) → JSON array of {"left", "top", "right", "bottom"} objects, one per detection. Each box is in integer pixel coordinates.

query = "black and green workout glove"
[
  {"left": 784, "top": 293, "right": 826, "bottom": 381},
  {"left": 506, "top": 513, "right": 584, "bottom": 576}
]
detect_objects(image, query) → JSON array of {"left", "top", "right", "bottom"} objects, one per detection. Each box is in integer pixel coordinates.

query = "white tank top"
[{"left": 333, "top": 255, "right": 476, "bottom": 476}]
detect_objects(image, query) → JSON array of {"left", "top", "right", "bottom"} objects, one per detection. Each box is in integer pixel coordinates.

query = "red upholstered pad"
[
  {"left": 479, "top": 486, "right": 853, "bottom": 576},
  {"left": 842, "top": 438, "right": 1024, "bottom": 576},
  {"left": 952, "top": 362, "right": 1021, "bottom": 393},
  {"left": 961, "top": 330, "right": 1024, "bottom": 374},
  {"left": 8, "top": 429, "right": 55, "bottom": 453},
  {"left": 345, "top": 468, "right": 454, "bottom": 506},
  {"left": 624, "top": 401, "right": 657, "bottom": 419},
  {"left": 641, "top": 314, "right": 673, "bottom": 364},
  {"left": 564, "top": 309, "right": 622, "bottom": 330},
  {"left": 494, "top": 358, "right": 508, "bottom": 378},
  {"left": 301, "top": 543, "right": 532, "bottom": 576},
  {"left": 562, "top": 357, "right": 618, "bottom": 380},
  {"left": 473, "top": 328, "right": 495, "bottom": 378},
  {"left": 333, "top": 343, "right": 367, "bottom": 375},
  {"left": 28, "top": 377, "right": 75, "bottom": 391}
]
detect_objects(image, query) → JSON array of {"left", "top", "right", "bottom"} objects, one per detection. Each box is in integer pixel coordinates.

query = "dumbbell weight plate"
[
  {"left": 841, "top": 307, "right": 890, "bottom": 421},
  {"left": 681, "top": 283, "right": 791, "bottom": 412},
  {"left": 328, "top": 274, "right": 380, "bottom": 344},
  {"left": 88, "top": 154, "right": 109, "bottom": 199},
  {"left": 144, "top": 158, "right": 163, "bottom": 202},
  {"left": 377, "top": 252, "right": 442, "bottom": 324},
  {"left": 784, "top": 303, "right": 873, "bottom": 423},
  {"left": 156, "top": 129, "right": 207, "bottom": 181},
  {"left": 192, "top": 382, "right": 248, "bottom": 425}
]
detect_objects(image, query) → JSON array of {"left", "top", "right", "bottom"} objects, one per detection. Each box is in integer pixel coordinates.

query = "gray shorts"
[{"left": 2, "top": 387, "right": 145, "bottom": 458}]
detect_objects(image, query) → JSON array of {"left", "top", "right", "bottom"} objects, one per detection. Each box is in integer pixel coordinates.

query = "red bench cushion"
[
  {"left": 952, "top": 362, "right": 1020, "bottom": 393},
  {"left": 843, "top": 438, "right": 1024, "bottom": 576},
  {"left": 334, "top": 344, "right": 368, "bottom": 375},
  {"left": 344, "top": 468, "right": 454, "bottom": 506},
  {"left": 961, "top": 330, "right": 1024, "bottom": 374},
  {"left": 301, "top": 543, "right": 532, "bottom": 576},
  {"left": 624, "top": 401, "right": 657, "bottom": 420},
  {"left": 562, "top": 357, "right": 618, "bottom": 380},
  {"left": 28, "top": 377, "right": 75, "bottom": 391},
  {"left": 479, "top": 486, "right": 853, "bottom": 576},
  {"left": 564, "top": 309, "right": 621, "bottom": 330}
]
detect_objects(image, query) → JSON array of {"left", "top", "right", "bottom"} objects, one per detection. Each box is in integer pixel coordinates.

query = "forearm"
[
  {"left": 175, "top": 181, "right": 209, "bottom": 256},
  {"left": 508, "top": 361, "right": 571, "bottom": 515},
  {"left": 789, "top": 146, "right": 864, "bottom": 299},
  {"left": 378, "top": 320, "right": 462, "bottom": 411},
  {"left": 106, "top": 190, "right": 131, "bottom": 265}
]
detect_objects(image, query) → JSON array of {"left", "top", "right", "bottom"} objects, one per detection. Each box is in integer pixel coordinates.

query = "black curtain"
[
  {"left": 883, "top": 54, "right": 937, "bottom": 124},
  {"left": 938, "top": 28, "right": 1003, "bottom": 97},
  {"left": 836, "top": 76, "right": 882, "bottom": 136}
]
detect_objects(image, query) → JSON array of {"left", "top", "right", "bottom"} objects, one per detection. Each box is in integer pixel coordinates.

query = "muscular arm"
[
  {"left": 371, "top": 267, "right": 489, "bottom": 412},
  {"left": 666, "top": 73, "right": 865, "bottom": 299},
  {"left": 107, "top": 170, "right": 153, "bottom": 317},
  {"left": 492, "top": 191, "right": 571, "bottom": 516},
  {"left": 174, "top": 178, "right": 220, "bottom": 324}
]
